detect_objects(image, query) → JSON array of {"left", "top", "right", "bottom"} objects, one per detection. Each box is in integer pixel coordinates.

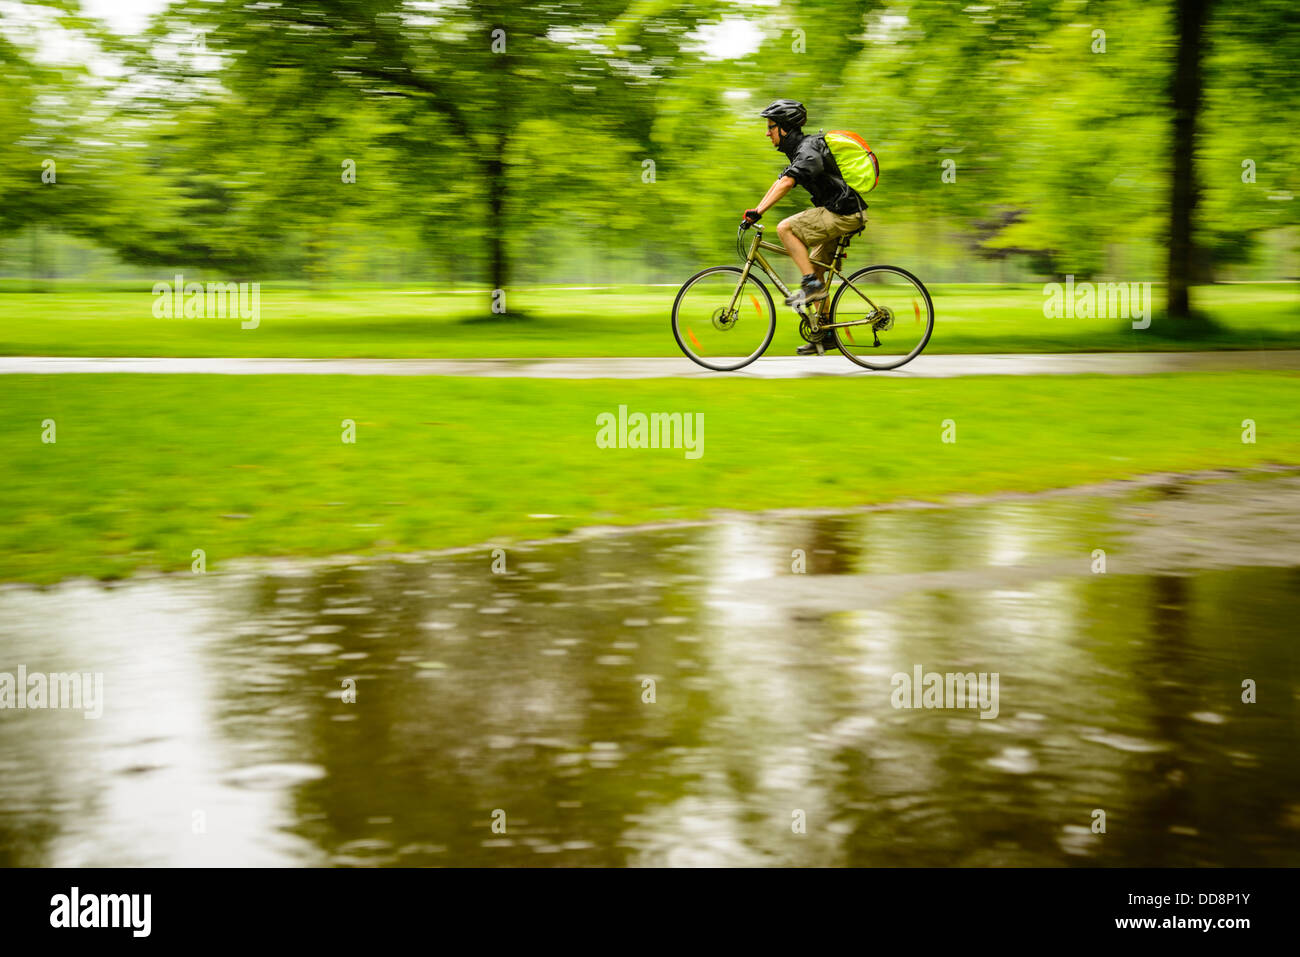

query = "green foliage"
[{"left": 2, "top": 0, "right": 1297, "bottom": 287}]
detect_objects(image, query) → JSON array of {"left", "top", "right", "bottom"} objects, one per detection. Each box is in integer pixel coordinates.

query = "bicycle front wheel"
[
  {"left": 672, "top": 266, "right": 776, "bottom": 371},
  {"left": 828, "top": 266, "right": 934, "bottom": 370}
]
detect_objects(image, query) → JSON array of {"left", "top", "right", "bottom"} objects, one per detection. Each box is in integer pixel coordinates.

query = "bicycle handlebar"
[{"left": 736, "top": 221, "right": 763, "bottom": 262}]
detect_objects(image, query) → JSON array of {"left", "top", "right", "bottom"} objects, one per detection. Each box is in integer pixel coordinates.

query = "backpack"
[{"left": 824, "top": 130, "right": 880, "bottom": 197}]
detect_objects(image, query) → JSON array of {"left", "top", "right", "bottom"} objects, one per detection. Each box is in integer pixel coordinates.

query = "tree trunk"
[
  {"left": 486, "top": 7, "right": 510, "bottom": 313},
  {"left": 486, "top": 154, "right": 507, "bottom": 302},
  {"left": 1167, "top": 0, "right": 1210, "bottom": 320}
]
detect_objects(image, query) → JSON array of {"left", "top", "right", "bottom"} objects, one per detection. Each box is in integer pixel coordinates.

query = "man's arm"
[
  {"left": 748, "top": 174, "right": 795, "bottom": 222},
  {"left": 744, "top": 175, "right": 796, "bottom": 222}
]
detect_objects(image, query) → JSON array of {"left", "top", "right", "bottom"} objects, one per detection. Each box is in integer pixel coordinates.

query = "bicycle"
[{"left": 671, "top": 222, "right": 935, "bottom": 371}]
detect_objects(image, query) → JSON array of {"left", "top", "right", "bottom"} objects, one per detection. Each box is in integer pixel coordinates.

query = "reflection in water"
[{"left": 1, "top": 476, "right": 1298, "bottom": 866}]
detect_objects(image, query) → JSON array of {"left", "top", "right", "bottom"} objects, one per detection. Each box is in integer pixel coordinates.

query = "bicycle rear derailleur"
[{"left": 861, "top": 307, "right": 894, "bottom": 348}]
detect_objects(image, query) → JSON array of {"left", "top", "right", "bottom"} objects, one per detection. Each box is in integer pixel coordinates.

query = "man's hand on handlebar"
[{"left": 741, "top": 209, "right": 762, "bottom": 229}]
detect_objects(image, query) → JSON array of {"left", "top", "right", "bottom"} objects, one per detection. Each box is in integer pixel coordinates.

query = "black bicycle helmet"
[{"left": 760, "top": 99, "right": 807, "bottom": 131}]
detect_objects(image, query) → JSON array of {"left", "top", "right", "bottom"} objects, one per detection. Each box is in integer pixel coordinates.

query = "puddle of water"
[{"left": 1, "top": 475, "right": 1298, "bottom": 866}]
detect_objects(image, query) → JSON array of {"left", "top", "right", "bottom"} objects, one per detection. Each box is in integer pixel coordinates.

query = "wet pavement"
[
  {"left": 1, "top": 472, "right": 1298, "bottom": 866},
  {"left": 1, "top": 351, "right": 1299, "bottom": 378}
]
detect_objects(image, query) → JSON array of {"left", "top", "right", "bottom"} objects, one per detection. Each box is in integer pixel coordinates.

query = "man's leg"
[
  {"left": 778, "top": 208, "right": 835, "bottom": 307},
  {"left": 776, "top": 217, "right": 815, "bottom": 276},
  {"left": 810, "top": 238, "right": 837, "bottom": 318},
  {"left": 811, "top": 212, "right": 866, "bottom": 319},
  {"left": 792, "top": 211, "right": 865, "bottom": 354},
  {"left": 812, "top": 234, "right": 841, "bottom": 280}
]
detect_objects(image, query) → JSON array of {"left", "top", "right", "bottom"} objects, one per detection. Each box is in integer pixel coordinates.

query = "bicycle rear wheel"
[
  {"left": 827, "top": 266, "right": 934, "bottom": 370},
  {"left": 672, "top": 266, "right": 776, "bottom": 371}
]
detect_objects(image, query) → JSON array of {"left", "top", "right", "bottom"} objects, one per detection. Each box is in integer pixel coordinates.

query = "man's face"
[{"left": 767, "top": 121, "right": 783, "bottom": 147}]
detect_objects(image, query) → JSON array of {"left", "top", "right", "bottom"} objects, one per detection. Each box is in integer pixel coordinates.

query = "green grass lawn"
[
  {"left": 2, "top": 371, "right": 1296, "bottom": 583},
  {"left": 0, "top": 281, "right": 1295, "bottom": 358}
]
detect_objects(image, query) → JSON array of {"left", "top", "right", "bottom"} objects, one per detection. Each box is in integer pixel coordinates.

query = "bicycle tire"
[
  {"left": 671, "top": 266, "right": 777, "bottom": 371},
  {"left": 827, "top": 265, "right": 935, "bottom": 370}
]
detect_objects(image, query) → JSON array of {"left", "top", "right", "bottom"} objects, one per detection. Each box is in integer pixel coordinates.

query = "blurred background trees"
[{"left": 1, "top": 0, "right": 1296, "bottom": 310}]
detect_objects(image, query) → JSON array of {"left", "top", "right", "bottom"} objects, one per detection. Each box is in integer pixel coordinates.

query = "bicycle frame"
[{"left": 730, "top": 224, "right": 883, "bottom": 333}]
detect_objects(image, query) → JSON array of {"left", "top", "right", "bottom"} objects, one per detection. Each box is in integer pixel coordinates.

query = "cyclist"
[{"left": 742, "top": 99, "right": 867, "bottom": 354}]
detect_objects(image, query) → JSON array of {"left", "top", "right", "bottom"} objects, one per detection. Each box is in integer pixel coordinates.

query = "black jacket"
[{"left": 779, "top": 130, "right": 866, "bottom": 216}]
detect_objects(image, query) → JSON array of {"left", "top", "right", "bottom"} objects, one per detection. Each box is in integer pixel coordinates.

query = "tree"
[
  {"left": 129, "top": 0, "right": 723, "bottom": 308},
  {"left": 1166, "top": 0, "right": 1211, "bottom": 319},
  {"left": 0, "top": 9, "right": 97, "bottom": 279}
]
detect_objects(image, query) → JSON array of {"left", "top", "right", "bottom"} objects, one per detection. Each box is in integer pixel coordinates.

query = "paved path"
[{"left": 1, "top": 351, "right": 1297, "bottom": 378}]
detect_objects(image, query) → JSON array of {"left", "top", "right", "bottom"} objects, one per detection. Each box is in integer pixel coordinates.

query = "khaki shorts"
[
  {"left": 784, "top": 206, "right": 866, "bottom": 271},
  {"left": 783, "top": 206, "right": 866, "bottom": 314}
]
